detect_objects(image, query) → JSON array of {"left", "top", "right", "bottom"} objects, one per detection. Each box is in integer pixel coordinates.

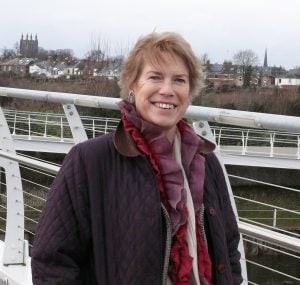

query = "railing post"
[
  {"left": 43, "top": 115, "right": 48, "bottom": 137},
  {"left": 13, "top": 112, "right": 17, "bottom": 135},
  {"left": 245, "top": 130, "right": 249, "bottom": 155},
  {"left": 270, "top": 132, "right": 275, "bottom": 157},
  {"left": 92, "top": 119, "right": 95, "bottom": 138},
  {"left": 241, "top": 131, "right": 246, "bottom": 155},
  {"left": 217, "top": 127, "right": 222, "bottom": 150},
  {"left": 60, "top": 116, "right": 64, "bottom": 142},
  {"left": 105, "top": 118, "right": 108, "bottom": 134},
  {"left": 62, "top": 104, "right": 88, "bottom": 144},
  {"left": 0, "top": 107, "right": 26, "bottom": 265},
  {"left": 28, "top": 114, "right": 31, "bottom": 140},
  {"left": 297, "top": 136, "right": 300, "bottom": 159},
  {"left": 273, "top": 208, "right": 277, "bottom": 228}
]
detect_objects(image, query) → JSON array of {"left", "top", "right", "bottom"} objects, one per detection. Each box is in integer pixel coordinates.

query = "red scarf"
[{"left": 119, "top": 100, "right": 212, "bottom": 284}]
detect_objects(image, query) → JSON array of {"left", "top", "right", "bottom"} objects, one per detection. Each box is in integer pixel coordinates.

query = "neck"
[{"left": 164, "top": 126, "right": 177, "bottom": 143}]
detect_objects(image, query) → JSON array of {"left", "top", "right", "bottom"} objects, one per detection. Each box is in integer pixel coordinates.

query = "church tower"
[
  {"left": 263, "top": 49, "right": 268, "bottom": 68},
  {"left": 19, "top": 33, "right": 38, "bottom": 57}
]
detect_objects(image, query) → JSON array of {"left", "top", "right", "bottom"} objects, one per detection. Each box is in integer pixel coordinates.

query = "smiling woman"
[
  {"left": 131, "top": 53, "right": 190, "bottom": 141},
  {"left": 31, "top": 32, "right": 242, "bottom": 285}
]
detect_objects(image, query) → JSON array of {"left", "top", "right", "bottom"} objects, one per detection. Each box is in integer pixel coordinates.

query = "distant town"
[{"left": 1, "top": 34, "right": 300, "bottom": 91}]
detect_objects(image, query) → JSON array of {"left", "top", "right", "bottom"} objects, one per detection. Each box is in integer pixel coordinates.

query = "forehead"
[{"left": 142, "top": 52, "right": 189, "bottom": 74}]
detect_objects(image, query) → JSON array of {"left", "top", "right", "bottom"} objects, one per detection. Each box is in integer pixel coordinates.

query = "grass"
[{"left": 234, "top": 186, "right": 300, "bottom": 228}]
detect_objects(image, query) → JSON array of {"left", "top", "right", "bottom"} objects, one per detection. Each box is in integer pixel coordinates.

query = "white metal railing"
[
  {"left": 3, "top": 109, "right": 120, "bottom": 141},
  {"left": 0, "top": 150, "right": 299, "bottom": 284},
  {"left": 3, "top": 109, "right": 300, "bottom": 161},
  {"left": 0, "top": 87, "right": 299, "bottom": 284},
  {"left": 213, "top": 126, "right": 300, "bottom": 159},
  {"left": 1, "top": 87, "right": 300, "bottom": 133}
]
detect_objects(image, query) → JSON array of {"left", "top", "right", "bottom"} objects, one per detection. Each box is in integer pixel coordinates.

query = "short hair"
[{"left": 118, "top": 32, "right": 203, "bottom": 99}]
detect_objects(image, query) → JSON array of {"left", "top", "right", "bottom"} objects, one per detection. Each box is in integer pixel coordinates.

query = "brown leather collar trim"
[{"left": 113, "top": 121, "right": 141, "bottom": 157}]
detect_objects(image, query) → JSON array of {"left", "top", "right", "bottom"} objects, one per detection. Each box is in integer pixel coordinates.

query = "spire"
[{"left": 263, "top": 49, "right": 268, "bottom": 68}]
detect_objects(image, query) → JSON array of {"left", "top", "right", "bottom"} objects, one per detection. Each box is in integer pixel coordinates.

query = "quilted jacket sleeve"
[{"left": 31, "top": 145, "right": 91, "bottom": 284}]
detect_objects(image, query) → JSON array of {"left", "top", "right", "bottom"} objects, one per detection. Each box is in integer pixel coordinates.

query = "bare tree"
[
  {"left": 1, "top": 47, "right": 17, "bottom": 60},
  {"left": 200, "top": 53, "right": 209, "bottom": 65},
  {"left": 293, "top": 66, "right": 300, "bottom": 75},
  {"left": 233, "top": 49, "right": 259, "bottom": 87},
  {"left": 83, "top": 35, "right": 129, "bottom": 96},
  {"left": 85, "top": 35, "right": 109, "bottom": 63},
  {"left": 14, "top": 42, "right": 20, "bottom": 55}
]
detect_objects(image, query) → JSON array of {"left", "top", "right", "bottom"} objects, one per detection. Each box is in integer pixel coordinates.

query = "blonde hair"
[{"left": 119, "top": 32, "right": 203, "bottom": 98}]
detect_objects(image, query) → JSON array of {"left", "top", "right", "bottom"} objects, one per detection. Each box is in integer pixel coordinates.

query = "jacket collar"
[
  {"left": 113, "top": 120, "right": 215, "bottom": 157},
  {"left": 113, "top": 120, "right": 141, "bottom": 157}
]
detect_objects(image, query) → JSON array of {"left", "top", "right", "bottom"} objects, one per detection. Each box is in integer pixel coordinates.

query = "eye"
[
  {"left": 148, "top": 75, "right": 161, "bottom": 81},
  {"left": 174, "top": 77, "right": 186, "bottom": 84}
]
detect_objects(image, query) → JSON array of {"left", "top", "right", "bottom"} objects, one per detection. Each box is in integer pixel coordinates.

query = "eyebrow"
[{"left": 145, "top": 70, "right": 189, "bottom": 77}]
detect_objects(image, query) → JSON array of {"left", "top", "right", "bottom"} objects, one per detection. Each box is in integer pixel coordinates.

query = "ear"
[{"left": 130, "top": 83, "right": 138, "bottom": 95}]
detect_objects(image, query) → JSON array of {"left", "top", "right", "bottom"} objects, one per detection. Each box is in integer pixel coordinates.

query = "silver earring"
[{"left": 127, "top": 90, "right": 135, "bottom": 104}]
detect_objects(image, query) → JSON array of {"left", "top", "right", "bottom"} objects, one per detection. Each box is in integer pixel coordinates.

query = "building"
[
  {"left": 0, "top": 57, "right": 34, "bottom": 77},
  {"left": 263, "top": 49, "right": 268, "bottom": 68},
  {"left": 205, "top": 63, "right": 244, "bottom": 87},
  {"left": 20, "top": 34, "right": 38, "bottom": 58},
  {"left": 275, "top": 74, "right": 300, "bottom": 88}
]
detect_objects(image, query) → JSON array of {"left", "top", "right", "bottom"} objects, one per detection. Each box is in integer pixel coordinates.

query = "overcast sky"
[{"left": 1, "top": 0, "right": 299, "bottom": 69}]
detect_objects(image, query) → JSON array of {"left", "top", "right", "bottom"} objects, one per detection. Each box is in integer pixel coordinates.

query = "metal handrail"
[
  {"left": 3, "top": 109, "right": 300, "bottom": 161},
  {"left": 1, "top": 87, "right": 300, "bottom": 132}
]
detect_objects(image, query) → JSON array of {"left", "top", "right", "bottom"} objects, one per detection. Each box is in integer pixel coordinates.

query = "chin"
[{"left": 154, "top": 122, "right": 176, "bottom": 130}]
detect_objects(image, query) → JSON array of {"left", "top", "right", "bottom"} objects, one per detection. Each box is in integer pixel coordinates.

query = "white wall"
[{"left": 275, "top": 77, "right": 300, "bottom": 86}]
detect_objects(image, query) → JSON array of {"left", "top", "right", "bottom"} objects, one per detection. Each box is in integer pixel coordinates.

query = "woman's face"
[{"left": 133, "top": 53, "right": 190, "bottom": 141}]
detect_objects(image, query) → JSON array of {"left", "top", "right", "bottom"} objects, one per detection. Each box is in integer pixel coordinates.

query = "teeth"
[{"left": 156, "top": 103, "right": 175, "bottom": 109}]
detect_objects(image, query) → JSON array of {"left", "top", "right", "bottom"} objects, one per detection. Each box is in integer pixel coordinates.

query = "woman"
[{"left": 31, "top": 32, "right": 242, "bottom": 285}]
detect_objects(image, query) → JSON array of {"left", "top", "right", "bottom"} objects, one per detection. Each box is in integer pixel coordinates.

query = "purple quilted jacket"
[{"left": 31, "top": 122, "right": 242, "bottom": 285}]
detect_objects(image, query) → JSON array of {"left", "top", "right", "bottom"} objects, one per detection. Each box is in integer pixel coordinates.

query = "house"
[
  {"left": 261, "top": 75, "right": 275, "bottom": 87},
  {"left": 95, "top": 65, "right": 120, "bottom": 79},
  {"left": 65, "top": 61, "right": 84, "bottom": 78},
  {"left": 93, "top": 58, "right": 122, "bottom": 79},
  {"left": 206, "top": 63, "right": 243, "bottom": 87},
  {"left": 29, "top": 61, "right": 65, "bottom": 79},
  {"left": 53, "top": 62, "right": 67, "bottom": 78},
  {"left": 29, "top": 61, "right": 68, "bottom": 79},
  {"left": 275, "top": 74, "right": 300, "bottom": 89},
  {"left": 29, "top": 62, "right": 52, "bottom": 78},
  {"left": 0, "top": 57, "right": 34, "bottom": 77}
]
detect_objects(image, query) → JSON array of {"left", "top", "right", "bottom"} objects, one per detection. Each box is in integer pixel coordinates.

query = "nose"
[{"left": 158, "top": 79, "right": 175, "bottom": 96}]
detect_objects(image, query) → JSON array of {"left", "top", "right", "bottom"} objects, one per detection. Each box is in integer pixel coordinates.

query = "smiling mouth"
[{"left": 153, "top": 102, "right": 176, "bottom": 109}]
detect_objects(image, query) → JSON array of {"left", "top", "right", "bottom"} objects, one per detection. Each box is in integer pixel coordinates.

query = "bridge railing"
[
  {"left": 0, "top": 87, "right": 300, "bottom": 284},
  {"left": 213, "top": 126, "right": 300, "bottom": 159},
  {"left": 1, "top": 87, "right": 300, "bottom": 133},
  {"left": 0, "top": 150, "right": 299, "bottom": 284},
  {"left": 3, "top": 109, "right": 120, "bottom": 141},
  {"left": 3, "top": 109, "right": 300, "bottom": 160}
]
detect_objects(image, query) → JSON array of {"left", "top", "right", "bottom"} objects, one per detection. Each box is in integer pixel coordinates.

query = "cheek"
[
  {"left": 133, "top": 95, "right": 145, "bottom": 116},
  {"left": 181, "top": 92, "right": 190, "bottom": 106}
]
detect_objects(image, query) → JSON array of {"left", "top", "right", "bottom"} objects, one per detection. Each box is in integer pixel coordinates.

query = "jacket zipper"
[
  {"left": 161, "top": 204, "right": 172, "bottom": 285},
  {"left": 199, "top": 204, "right": 208, "bottom": 246},
  {"left": 161, "top": 205, "right": 207, "bottom": 285}
]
